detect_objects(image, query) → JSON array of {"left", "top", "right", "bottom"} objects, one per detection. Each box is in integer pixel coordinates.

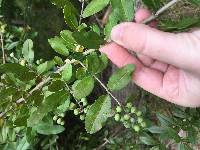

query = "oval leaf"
[
  {"left": 107, "top": 64, "right": 135, "bottom": 91},
  {"left": 72, "top": 76, "right": 94, "bottom": 99},
  {"left": 83, "top": 0, "right": 110, "bottom": 18},
  {"left": 85, "top": 95, "right": 111, "bottom": 134}
]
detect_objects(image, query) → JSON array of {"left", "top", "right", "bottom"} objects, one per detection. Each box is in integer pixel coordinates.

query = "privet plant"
[{"left": 0, "top": 0, "right": 200, "bottom": 149}]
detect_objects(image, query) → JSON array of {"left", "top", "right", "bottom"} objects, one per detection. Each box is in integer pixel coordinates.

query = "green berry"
[
  {"left": 82, "top": 101, "right": 88, "bottom": 107},
  {"left": 53, "top": 116, "right": 58, "bottom": 121},
  {"left": 60, "top": 113, "right": 65, "bottom": 118},
  {"left": 116, "top": 106, "right": 122, "bottom": 113},
  {"left": 84, "top": 108, "right": 88, "bottom": 114},
  {"left": 126, "top": 102, "right": 132, "bottom": 108},
  {"left": 74, "top": 109, "right": 80, "bottom": 115},
  {"left": 36, "top": 60, "right": 40, "bottom": 65},
  {"left": 130, "top": 118, "right": 135, "bottom": 123},
  {"left": 57, "top": 118, "right": 62, "bottom": 124},
  {"left": 114, "top": 114, "right": 120, "bottom": 121},
  {"left": 10, "top": 53, "right": 14, "bottom": 58},
  {"left": 20, "top": 60, "right": 26, "bottom": 66},
  {"left": 124, "top": 122, "right": 131, "bottom": 128},
  {"left": 133, "top": 125, "right": 140, "bottom": 132},
  {"left": 140, "top": 122, "right": 146, "bottom": 128},
  {"left": 80, "top": 115, "right": 85, "bottom": 120},
  {"left": 124, "top": 114, "right": 130, "bottom": 121},
  {"left": 136, "top": 111, "right": 142, "bottom": 116},
  {"left": 60, "top": 121, "right": 65, "bottom": 126},
  {"left": 69, "top": 102, "right": 77, "bottom": 110},
  {"left": 81, "top": 98, "right": 87, "bottom": 103},
  {"left": 137, "top": 117, "right": 143, "bottom": 124},
  {"left": 131, "top": 107, "right": 136, "bottom": 114}
]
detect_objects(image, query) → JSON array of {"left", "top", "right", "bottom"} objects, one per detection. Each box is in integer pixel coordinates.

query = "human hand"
[{"left": 100, "top": 9, "right": 200, "bottom": 107}]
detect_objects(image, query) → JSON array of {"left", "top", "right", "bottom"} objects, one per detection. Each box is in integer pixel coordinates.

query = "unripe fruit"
[
  {"left": 60, "top": 113, "right": 65, "bottom": 118},
  {"left": 10, "top": 52, "right": 14, "bottom": 58},
  {"left": 81, "top": 98, "right": 87, "bottom": 103},
  {"left": 137, "top": 117, "right": 143, "bottom": 124},
  {"left": 82, "top": 101, "right": 88, "bottom": 107},
  {"left": 126, "top": 102, "right": 132, "bottom": 108},
  {"left": 84, "top": 108, "right": 88, "bottom": 114},
  {"left": 74, "top": 109, "right": 80, "bottom": 115},
  {"left": 130, "top": 118, "right": 135, "bottom": 123},
  {"left": 36, "top": 60, "right": 40, "bottom": 65},
  {"left": 131, "top": 107, "right": 136, "bottom": 114},
  {"left": 60, "top": 121, "right": 65, "bottom": 126},
  {"left": 69, "top": 102, "right": 76, "bottom": 110},
  {"left": 133, "top": 125, "right": 140, "bottom": 132},
  {"left": 124, "top": 114, "right": 130, "bottom": 121},
  {"left": 140, "top": 122, "right": 146, "bottom": 128},
  {"left": 80, "top": 115, "right": 85, "bottom": 120},
  {"left": 116, "top": 106, "right": 122, "bottom": 113},
  {"left": 136, "top": 111, "right": 142, "bottom": 116},
  {"left": 124, "top": 122, "right": 131, "bottom": 128},
  {"left": 57, "top": 118, "right": 62, "bottom": 124},
  {"left": 53, "top": 116, "right": 58, "bottom": 121},
  {"left": 114, "top": 114, "right": 120, "bottom": 121},
  {"left": 20, "top": 59, "right": 26, "bottom": 66}
]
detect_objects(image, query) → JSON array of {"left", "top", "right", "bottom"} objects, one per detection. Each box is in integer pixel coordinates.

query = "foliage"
[{"left": 0, "top": 0, "right": 200, "bottom": 149}]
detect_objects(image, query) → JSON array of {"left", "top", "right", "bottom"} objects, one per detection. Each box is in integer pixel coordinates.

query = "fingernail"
[{"left": 111, "top": 25, "right": 124, "bottom": 44}]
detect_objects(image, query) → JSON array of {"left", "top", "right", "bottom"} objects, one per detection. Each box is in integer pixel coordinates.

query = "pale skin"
[{"left": 100, "top": 9, "right": 200, "bottom": 107}]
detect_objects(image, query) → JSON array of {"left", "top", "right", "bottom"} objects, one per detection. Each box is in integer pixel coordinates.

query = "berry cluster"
[
  {"left": 114, "top": 103, "right": 146, "bottom": 132},
  {"left": 69, "top": 98, "right": 90, "bottom": 121},
  {"left": 53, "top": 113, "right": 65, "bottom": 126}
]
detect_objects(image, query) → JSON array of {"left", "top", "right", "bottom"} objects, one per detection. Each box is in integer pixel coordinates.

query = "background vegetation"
[{"left": 0, "top": 0, "right": 200, "bottom": 149}]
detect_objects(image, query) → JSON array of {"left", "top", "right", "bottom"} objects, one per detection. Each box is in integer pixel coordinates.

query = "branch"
[
  {"left": 0, "top": 59, "right": 76, "bottom": 118},
  {"left": 78, "top": 61, "right": 122, "bottom": 106},
  {"left": 79, "top": 0, "right": 85, "bottom": 25},
  {"left": 142, "top": 0, "right": 181, "bottom": 24},
  {"left": 0, "top": 34, "right": 5, "bottom": 64}
]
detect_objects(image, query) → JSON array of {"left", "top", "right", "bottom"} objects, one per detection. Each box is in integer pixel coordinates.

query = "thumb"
[{"left": 111, "top": 22, "right": 200, "bottom": 71}]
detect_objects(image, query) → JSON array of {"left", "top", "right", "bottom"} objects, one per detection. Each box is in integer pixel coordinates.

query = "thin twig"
[
  {"left": 78, "top": 61, "right": 122, "bottom": 106},
  {"left": 0, "top": 34, "right": 5, "bottom": 64},
  {"left": 0, "top": 60, "right": 76, "bottom": 118},
  {"left": 79, "top": 0, "right": 85, "bottom": 25},
  {"left": 142, "top": 0, "right": 180, "bottom": 24}
]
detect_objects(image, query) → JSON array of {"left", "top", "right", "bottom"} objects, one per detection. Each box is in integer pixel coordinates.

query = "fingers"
[
  {"left": 99, "top": 43, "right": 181, "bottom": 105},
  {"left": 111, "top": 22, "right": 200, "bottom": 72},
  {"left": 100, "top": 43, "right": 142, "bottom": 70}
]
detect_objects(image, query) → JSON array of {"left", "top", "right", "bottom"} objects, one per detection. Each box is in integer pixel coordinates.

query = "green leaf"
[
  {"left": 111, "top": 0, "right": 135, "bottom": 21},
  {"left": 57, "top": 96, "right": 70, "bottom": 113},
  {"left": 27, "top": 91, "right": 69, "bottom": 126},
  {"left": 61, "top": 64, "right": 73, "bottom": 81},
  {"left": 142, "top": 0, "right": 163, "bottom": 12},
  {"left": 48, "top": 36, "right": 69, "bottom": 56},
  {"left": 48, "top": 80, "right": 65, "bottom": 92},
  {"left": 147, "top": 126, "right": 165, "bottom": 134},
  {"left": 35, "top": 123, "right": 65, "bottom": 135},
  {"left": 22, "top": 39, "right": 34, "bottom": 63},
  {"left": 188, "top": 0, "right": 200, "bottom": 6},
  {"left": 60, "top": 30, "right": 76, "bottom": 50},
  {"left": 72, "top": 30, "right": 103, "bottom": 49},
  {"left": 104, "top": 8, "right": 120, "bottom": 39},
  {"left": 72, "top": 76, "right": 94, "bottom": 99},
  {"left": 83, "top": 0, "right": 110, "bottom": 18},
  {"left": 50, "top": 0, "right": 70, "bottom": 8},
  {"left": 139, "top": 135, "right": 157, "bottom": 146},
  {"left": 108, "top": 64, "right": 135, "bottom": 91},
  {"left": 63, "top": 4, "right": 78, "bottom": 30},
  {"left": 156, "top": 113, "right": 174, "bottom": 127},
  {"left": 85, "top": 95, "right": 111, "bottom": 134},
  {"left": 37, "top": 61, "right": 55, "bottom": 75},
  {"left": 0, "top": 63, "right": 29, "bottom": 77}
]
